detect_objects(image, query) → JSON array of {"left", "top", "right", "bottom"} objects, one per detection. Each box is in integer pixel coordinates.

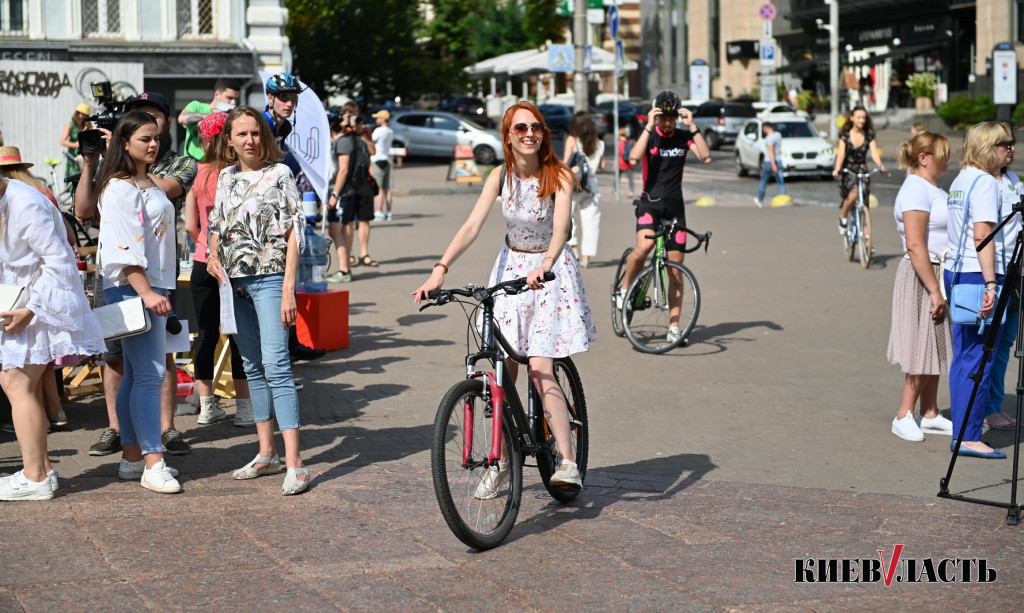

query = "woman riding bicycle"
[
  {"left": 833, "top": 106, "right": 886, "bottom": 232},
  {"left": 413, "top": 102, "right": 597, "bottom": 496}
]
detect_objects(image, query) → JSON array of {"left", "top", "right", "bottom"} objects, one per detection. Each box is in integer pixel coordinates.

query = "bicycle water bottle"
[{"left": 299, "top": 220, "right": 328, "bottom": 293}]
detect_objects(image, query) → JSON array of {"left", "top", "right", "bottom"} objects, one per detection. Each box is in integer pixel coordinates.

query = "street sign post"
[
  {"left": 759, "top": 3, "right": 777, "bottom": 103},
  {"left": 549, "top": 44, "right": 575, "bottom": 73},
  {"left": 609, "top": 4, "right": 619, "bottom": 39}
]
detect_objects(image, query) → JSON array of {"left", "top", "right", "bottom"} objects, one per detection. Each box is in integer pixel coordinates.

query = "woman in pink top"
[{"left": 183, "top": 112, "right": 253, "bottom": 427}]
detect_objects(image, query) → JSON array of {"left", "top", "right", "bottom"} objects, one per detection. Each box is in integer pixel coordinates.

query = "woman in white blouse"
[
  {"left": 562, "top": 111, "right": 604, "bottom": 268},
  {"left": 95, "top": 110, "right": 181, "bottom": 493},
  {"left": 887, "top": 131, "right": 954, "bottom": 442},
  {"left": 207, "top": 106, "right": 309, "bottom": 495},
  {"left": 0, "top": 178, "right": 105, "bottom": 500}
]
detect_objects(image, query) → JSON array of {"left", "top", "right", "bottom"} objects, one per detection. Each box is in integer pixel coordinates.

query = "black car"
[
  {"left": 538, "top": 104, "right": 609, "bottom": 139},
  {"left": 595, "top": 100, "right": 644, "bottom": 137},
  {"left": 438, "top": 96, "right": 490, "bottom": 125}
]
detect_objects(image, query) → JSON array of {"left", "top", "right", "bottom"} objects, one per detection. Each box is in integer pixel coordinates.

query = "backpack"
[
  {"left": 348, "top": 134, "right": 372, "bottom": 187},
  {"left": 568, "top": 141, "right": 591, "bottom": 194},
  {"left": 621, "top": 139, "right": 636, "bottom": 165}
]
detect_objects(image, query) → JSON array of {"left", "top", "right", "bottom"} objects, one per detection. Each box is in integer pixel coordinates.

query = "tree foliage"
[
  {"left": 471, "top": 0, "right": 531, "bottom": 60},
  {"left": 522, "top": 0, "right": 565, "bottom": 48}
]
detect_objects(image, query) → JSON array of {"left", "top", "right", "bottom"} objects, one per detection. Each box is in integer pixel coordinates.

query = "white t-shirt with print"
[
  {"left": 894, "top": 174, "right": 948, "bottom": 259},
  {"left": 945, "top": 166, "right": 1002, "bottom": 274},
  {"left": 994, "top": 171, "right": 1023, "bottom": 273}
]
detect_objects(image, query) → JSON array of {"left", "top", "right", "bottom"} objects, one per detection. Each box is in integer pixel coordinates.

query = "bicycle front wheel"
[
  {"left": 536, "top": 357, "right": 589, "bottom": 503},
  {"left": 857, "top": 206, "right": 872, "bottom": 268},
  {"left": 623, "top": 261, "right": 700, "bottom": 353},
  {"left": 843, "top": 223, "right": 855, "bottom": 261},
  {"left": 610, "top": 248, "right": 633, "bottom": 337},
  {"left": 431, "top": 379, "right": 523, "bottom": 550}
]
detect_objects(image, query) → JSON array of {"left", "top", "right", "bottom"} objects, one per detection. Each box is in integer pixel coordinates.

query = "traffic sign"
[
  {"left": 615, "top": 39, "right": 625, "bottom": 77},
  {"left": 583, "top": 45, "right": 593, "bottom": 73},
  {"left": 758, "top": 2, "right": 776, "bottom": 21},
  {"left": 609, "top": 5, "right": 620, "bottom": 39},
  {"left": 549, "top": 44, "right": 574, "bottom": 73},
  {"left": 761, "top": 43, "right": 775, "bottom": 62}
]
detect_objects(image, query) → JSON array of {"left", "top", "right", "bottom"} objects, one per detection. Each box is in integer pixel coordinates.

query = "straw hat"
[
  {"left": 76, "top": 102, "right": 91, "bottom": 115},
  {"left": 0, "top": 146, "right": 33, "bottom": 169}
]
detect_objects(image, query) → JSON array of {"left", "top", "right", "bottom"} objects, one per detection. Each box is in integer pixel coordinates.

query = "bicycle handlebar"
[
  {"left": 421, "top": 272, "right": 556, "bottom": 310},
  {"left": 840, "top": 167, "right": 883, "bottom": 179},
  {"left": 642, "top": 218, "right": 712, "bottom": 254}
]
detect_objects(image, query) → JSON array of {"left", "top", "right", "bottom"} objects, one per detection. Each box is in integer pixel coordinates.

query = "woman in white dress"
[
  {"left": 0, "top": 178, "right": 105, "bottom": 500},
  {"left": 413, "top": 102, "right": 597, "bottom": 498},
  {"left": 562, "top": 111, "right": 605, "bottom": 268}
]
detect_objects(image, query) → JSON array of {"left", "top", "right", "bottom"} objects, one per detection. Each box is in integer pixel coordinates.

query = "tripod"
[{"left": 938, "top": 211, "right": 1024, "bottom": 525}]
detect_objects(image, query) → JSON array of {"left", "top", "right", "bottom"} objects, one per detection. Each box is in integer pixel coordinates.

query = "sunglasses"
[
  {"left": 275, "top": 93, "right": 299, "bottom": 103},
  {"left": 511, "top": 122, "right": 546, "bottom": 136},
  {"left": 996, "top": 140, "right": 1016, "bottom": 149}
]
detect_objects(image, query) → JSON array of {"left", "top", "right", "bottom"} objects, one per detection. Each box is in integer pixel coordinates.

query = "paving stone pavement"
[{"left": 2, "top": 164, "right": 1022, "bottom": 610}]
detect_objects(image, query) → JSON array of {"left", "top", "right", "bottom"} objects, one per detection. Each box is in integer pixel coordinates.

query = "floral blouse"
[
  {"left": 97, "top": 177, "right": 176, "bottom": 290},
  {"left": 208, "top": 163, "right": 305, "bottom": 278}
]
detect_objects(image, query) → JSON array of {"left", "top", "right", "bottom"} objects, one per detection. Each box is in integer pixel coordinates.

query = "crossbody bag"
[{"left": 949, "top": 174, "right": 1006, "bottom": 331}]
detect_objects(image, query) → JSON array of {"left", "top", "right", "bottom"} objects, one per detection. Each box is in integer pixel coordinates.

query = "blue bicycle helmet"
[
  {"left": 266, "top": 72, "right": 301, "bottom": 95},
  {"left": 654, "top": 90, "right": 681, "bottom": 115}
]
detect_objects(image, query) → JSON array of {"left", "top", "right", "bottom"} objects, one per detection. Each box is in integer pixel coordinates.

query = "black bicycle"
[{"left": 421, "top": 273, "right": 588, "bottom": 549}]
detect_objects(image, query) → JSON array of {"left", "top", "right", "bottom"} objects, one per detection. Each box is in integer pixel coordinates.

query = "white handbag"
[
  {"left": 94, "top": 296, "right": 152, "bottom": 340},
  {"left": 0, "top": 268, "right": 42, "bottom": 322}
]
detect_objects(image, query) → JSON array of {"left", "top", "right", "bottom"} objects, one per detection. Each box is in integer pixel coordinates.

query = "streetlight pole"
[
  {"left": 574, "top": 0, "right": 588, "bottom": 111},
  {"left": 827, "top": 0, "right": 839, "bottom": 143}
]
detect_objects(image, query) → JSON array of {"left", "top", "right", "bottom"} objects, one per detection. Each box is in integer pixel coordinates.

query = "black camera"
[{"left": 78, "top": 82, "right": 126, "bottom": 155}]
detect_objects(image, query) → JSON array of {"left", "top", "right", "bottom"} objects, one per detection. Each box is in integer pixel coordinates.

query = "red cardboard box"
[{"left": 296, "top": 290, "right": 348, "bottom": 351}]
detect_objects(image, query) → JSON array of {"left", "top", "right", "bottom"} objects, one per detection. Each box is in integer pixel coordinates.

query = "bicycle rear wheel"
[
  {"left": 431, "top": 379, "right": 523, "bottom": 550},
  {"left": 610, "top": 248, "right": 633, "bottom": 337},
  {"left": 857, "top": 206, "right": 872, "bottom": 268},
  {"left": 624, "top": 261, "right": 700, "bottom": 353},
  {"left": 536, "top": 358, "right": 589, "bottom": 503}
]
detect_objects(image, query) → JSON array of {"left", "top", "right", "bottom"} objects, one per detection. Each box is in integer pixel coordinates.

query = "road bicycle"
[
  {"left": 612, "top": 219, "right": 712, "bottom": 353},
  {"left": 839, "top": 167, "right": 880, "bottom": 269},
  {"left": 422, "top": 273, "right": 588, "bottom": 549}
]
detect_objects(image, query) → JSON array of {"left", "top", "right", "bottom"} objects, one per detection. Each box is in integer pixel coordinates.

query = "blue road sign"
[{"left": 609, "top": 5, "right": 620, "bottom": 39}]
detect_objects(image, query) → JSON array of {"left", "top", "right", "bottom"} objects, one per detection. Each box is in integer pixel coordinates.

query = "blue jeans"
[
  {"left": 944, "top": 270, "right": 1005, "bottom": 441},
  {"left": 757, "top": 159, "right": 786, "bottom": 202},
  {"left": 231, "top": 274, "right": 300, "bottom": 430},
  {"left": 103, "top": 284, "right": 168, "bottom": 455},
  {"left": 986, "top": 295, "right": 1019, "bottom": 415}
]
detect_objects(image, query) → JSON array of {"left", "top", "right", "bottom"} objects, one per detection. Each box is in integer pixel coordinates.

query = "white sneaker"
[
  {"left": 614, "top": 288, "right": 626, "bottom": 310},
  {"left": 384, "top": 212, "right": 392, "bottom": 221},
  {"left": 197, "top": 396, "right": 229, "bottom": 425},
  {"left": 119, "top": 458, "right": 179, "bottom": 480},
  {"left": 838, "top": 218, "right": 849, "bottom": 234},
  {"left": 550, "top": 459, "right": 582, "bottom": 487},
  {"left": 234, "top": 398, "right": 255, "bottom": 427},
  {"left": 373, "top": 211, "right": 385, "bottom": 221},
  {"left": 47, "top": 467, "right": 59, "bottom": 492},
  {"left": 892, "top": 414, "right": 925, "bottom": 442},
  {"left": 473, "top": 464, "right": 510, "bottom": 500},
  {"left": 140, "top": 461, "right": 182, "bottom": 494},
  {"left": 0, "top": 470, "right": 55, "bottom": 501},
  {"left": 754, "top": 197, "right": 763, "bottom": 208},
  {"left": 918, "top": 413, "right": 953, "bottom": 435}
]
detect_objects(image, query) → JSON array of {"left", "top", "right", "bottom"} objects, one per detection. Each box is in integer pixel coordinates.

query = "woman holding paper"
[
  {"left": 207, "top": 106, "right": 309, "bottom": 495},
  {"left": 95, "top": 110, "right": 181, "bottom": 493},
  {"left": 184, "top": 112, "right": 252, "bottom": 427},
  {"left": 0, "top": 177, "right": 104, "bottom": 501}
]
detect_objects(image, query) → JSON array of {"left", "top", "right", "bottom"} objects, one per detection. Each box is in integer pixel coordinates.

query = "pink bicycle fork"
[{"left": 465, "top": 372, "right": 504, "bottom": 468}]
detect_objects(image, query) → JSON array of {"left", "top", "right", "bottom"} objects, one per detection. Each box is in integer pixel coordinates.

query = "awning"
[
  {"left": 466, "top": 46, "right": 637, "bottom": 78},
  {"left": 845, "top": 42, "right": 945, "bottom": 67}
]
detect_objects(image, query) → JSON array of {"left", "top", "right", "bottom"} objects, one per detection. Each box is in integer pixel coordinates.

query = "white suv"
[{"left": 734, "top": 115, "right": 835, "bottom": 179}]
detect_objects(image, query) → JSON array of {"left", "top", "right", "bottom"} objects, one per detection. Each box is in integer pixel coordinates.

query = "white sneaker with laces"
[
  {"left": 892, "top": 414, "right": 925, "bottom": 441},
  {"left": 140, "top": 461, "right": 182, "bottom": 493},
  {"left": 550, "top": 459, "right": 582, "bottom": 487},
  {"left": 473, "top": 464, "right": 510, "bottom": 500},
  {"left": 0, "top": 470, "right": 55, "bottom": 501},
  {"left": 918, "top": 413, "right": 953, "bottom": 435},
  {"left": 234, "top": 398, "right": 255, "bottom": 427},
  {"left": 119, "top": 458, "right": 179, "bottom": 480},
  {"left": 197, "top": 396, "right": 229, "bottom": 425}
]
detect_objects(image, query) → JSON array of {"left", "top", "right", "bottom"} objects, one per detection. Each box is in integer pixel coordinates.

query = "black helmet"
[
  {"left": 266, "top": 72, "right": 301, "bottom": 95},
  {"left": 654, "top": 90, "right": 681, "bottom": 115}
]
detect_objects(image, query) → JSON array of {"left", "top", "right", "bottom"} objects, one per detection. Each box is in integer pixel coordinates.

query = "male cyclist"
[
  {"left": 617, "top": 90, "right": 711, "bottom": 345},
  {"left": 263, "top": 72, "right": 302, "bottom": 175}
]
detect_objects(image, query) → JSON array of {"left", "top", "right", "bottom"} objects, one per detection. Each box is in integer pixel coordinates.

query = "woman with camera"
[{"left": 207, "top": 106, "right": 309, "bottom": 495}]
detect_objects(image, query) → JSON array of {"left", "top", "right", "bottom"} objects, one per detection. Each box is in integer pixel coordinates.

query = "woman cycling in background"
[{"left": 833, "top": 106, "right": 886, "bottom": 232}]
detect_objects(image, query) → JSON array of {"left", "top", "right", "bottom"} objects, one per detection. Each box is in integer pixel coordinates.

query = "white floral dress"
[{"left": 486, "top": 174, "right": 597, "bottom": 357}]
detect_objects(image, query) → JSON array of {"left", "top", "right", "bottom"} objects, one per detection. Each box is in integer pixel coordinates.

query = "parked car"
[
  {"left": 438, "top": 95, "right": 487, "bottom": 118},
  {"left": 691, "top": 100, "right": 757, "bottom": 150},
  {"left": 414, "top": 93, "right": 441, "bottom": 110},
  {"left": 595, "top": 100, "right": 644, "bottom": 137},
  {"left": 538, "top": 104, "right": 609, "bottom": 139},
  {"left": 734, "top": 115, "right": 835, "bottom": 179},
  {"left": 390, "top": 110, "right": 505, "bottom": 165},
  {"left": 752, "top": 102, "right": 810, "bottom": 119}
]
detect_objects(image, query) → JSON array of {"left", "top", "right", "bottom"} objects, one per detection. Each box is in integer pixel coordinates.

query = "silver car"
[
  {"left": 734, "top": 116, "right": 835, "bottom": 179},
  {"left": 390, "top": 111, "right": 505, "bottom": 165}
]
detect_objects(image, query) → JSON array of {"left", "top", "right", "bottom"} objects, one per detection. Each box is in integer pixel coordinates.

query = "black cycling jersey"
[{"left": 641, "top": 127, "right": 694, "bottom": 201}]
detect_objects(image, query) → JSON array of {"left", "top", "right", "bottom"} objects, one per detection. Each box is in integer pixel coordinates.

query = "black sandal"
[{"left": 359, "top": 254, "right": 379, "bottom": 267}]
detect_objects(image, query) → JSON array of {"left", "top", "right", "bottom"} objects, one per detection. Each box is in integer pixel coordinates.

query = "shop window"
[
  {"left": 82, "top": 0, "right": 124, "bottom": 37},
  {"left": 1, "top": 0, "right": 26, "bottom": 35},
  {"left": 177, "top": 0, "right": 215, "bottom": 39}
]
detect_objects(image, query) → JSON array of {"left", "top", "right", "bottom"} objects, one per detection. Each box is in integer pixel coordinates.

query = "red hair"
[{"left": 500, "top": 102, "right": 576, "bottom": 198}]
